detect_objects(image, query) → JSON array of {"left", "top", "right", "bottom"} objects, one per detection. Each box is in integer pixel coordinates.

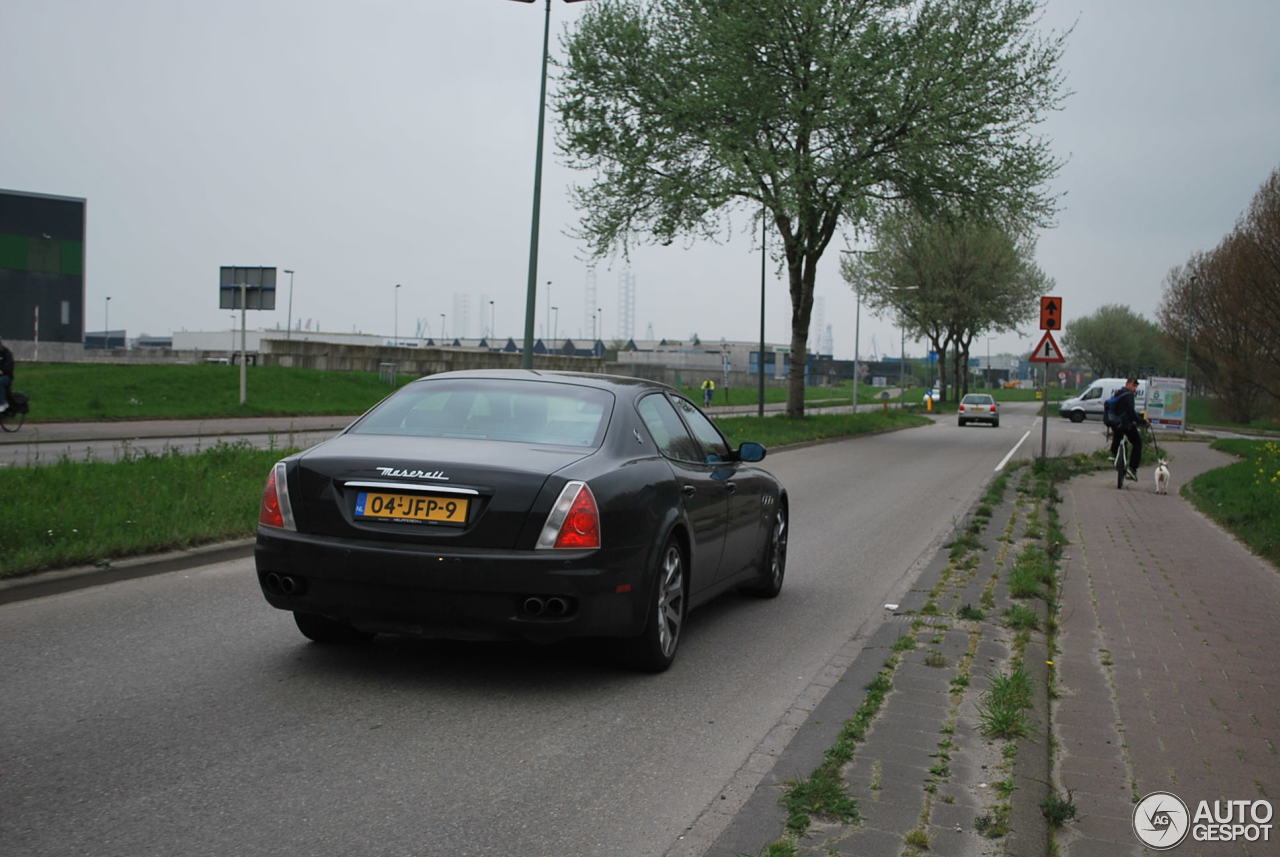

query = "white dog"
[{"left": 1154, "top": 459, "right": 1171, "bottom": 494}]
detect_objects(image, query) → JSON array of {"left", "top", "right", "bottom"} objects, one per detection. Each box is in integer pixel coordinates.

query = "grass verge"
[
  {"left": 0, "top": 442, "right": 294, "bottom": 578},
  {"left": 717, "top": 410, "right": 929, "bottom": 449},
  {"left": 1184, "top": 438, "right": 1280, "bottom": 566},
  {"left": 9, "top": 362, "right": 411, "bottom": 421}
]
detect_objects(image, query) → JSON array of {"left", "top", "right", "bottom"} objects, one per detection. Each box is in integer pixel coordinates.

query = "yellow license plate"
[{"left": 355, "top": 492, "right": 469, "bottom": 524}]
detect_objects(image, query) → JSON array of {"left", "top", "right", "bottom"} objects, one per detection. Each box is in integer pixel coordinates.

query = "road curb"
[{"left": 0, "top": 539, "right": 255, "bottom": 605}]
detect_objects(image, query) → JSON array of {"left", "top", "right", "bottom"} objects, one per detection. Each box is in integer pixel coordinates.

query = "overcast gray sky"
[{"left": 3, "top": 0, "right": 1277, "bottom": 363}]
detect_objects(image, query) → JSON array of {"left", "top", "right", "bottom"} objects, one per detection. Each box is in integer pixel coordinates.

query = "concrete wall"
[
  {"left": 3, "top": 337, "right": 791, "bottom": 394},
  {"left": 258, "top": 338, "right": 606, "bottom": 376},
  {"left": 3, "top": 339, "right": 209, "bottom": 365}
]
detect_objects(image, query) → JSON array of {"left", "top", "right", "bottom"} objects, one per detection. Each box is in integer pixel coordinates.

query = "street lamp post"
[
  {"left": 104, "top": 296, "right": 111, "bottom": 349},
  {"left": 544, "top": 281, "right": 552, "bottom": 341},
  {"left": 489, "top": 300, "right": 496, "bottom": 341},
  {"left": 506, "top": 0, "right": 592, "bottom": 368},
  {"left": 441, "top": 313, "right": 447, "bottom": 342},
  {"left": 284, "top": 269, "right": 295, "bottom": 342},
  {"left": 839, "top": 249, "right": 878, "bottom": 414},
  {"left": 551, "top": 306, "right": 559, "bottom": 345},
  {"left": 394, "top": 283, "right": 401, "bottom": 344},
  {"left": 759, "top": 212, "right": 767, "bottom": 418}
]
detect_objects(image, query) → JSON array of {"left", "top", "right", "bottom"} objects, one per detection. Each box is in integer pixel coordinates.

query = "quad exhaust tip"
[
  {"left": 521, "top": 595, "right": 574, "bottom": 618},
  {"left": 264, "top": 572, "right": 307, "bottom": 597}
]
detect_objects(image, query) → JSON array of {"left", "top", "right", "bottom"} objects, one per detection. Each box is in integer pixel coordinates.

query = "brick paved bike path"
[{"left": 1054, "top": 441, "right": 1280, "bottom": 856}]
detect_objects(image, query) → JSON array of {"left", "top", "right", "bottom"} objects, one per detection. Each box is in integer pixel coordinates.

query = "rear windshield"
[
  {"left": 350, "top": 379, "right": 612, "bottom": 447},
  {"left": 962, "top": 394, "right": 994, "bottom": 404}
]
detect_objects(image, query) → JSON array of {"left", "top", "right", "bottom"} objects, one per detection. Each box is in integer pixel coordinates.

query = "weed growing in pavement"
[
  {"left": 892, "top": 634, "right": 917, "bottom": 652},
  {"left": 975, "top": 804, "right": 1012, "bottom": 838},
  {"left": 978, "top": 668, "right": 1034, "bottom": 739},
  {"left": 948, "top": 531, "right": 983, "bottom": 561},
  {"left": 904, "top": 827, "right": 930, "bottom": 850},
  {"left": 1009, "top": 543, "right": 1054, "bottom": 599},
  {"left": 1004, "top": 604, "right": 1040, "bottom": 631},
  {"left": 1041, "top": 791, "right": 1078, "bottom": 827},
  {"left": 958, "top": 603, "right": 985, "bottom": 621},
  {"left": 779, "top": 663, "right": 897, "bottom": 835},
  {"left": 753, "top": 843, "right": 798, "bottom": 857}
]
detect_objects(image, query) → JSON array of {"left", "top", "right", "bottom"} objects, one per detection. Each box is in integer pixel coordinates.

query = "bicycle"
[
  {"left": 1112, "top": 422, "right": 1159, "bottom": 489},
  {"left": 0, "top": 390, "right": 29, "bottom": 432}
]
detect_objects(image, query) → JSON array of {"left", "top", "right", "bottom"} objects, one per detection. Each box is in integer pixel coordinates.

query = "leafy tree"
[
  {"left": 1158, "top": 167, "right": 1280, "bottom": 422},
  {"left": 1061, "top": 305, "right": 1173, "bottom": 379},
  {"left": 842, "top": 206, "right": 1049, "bottom": 400},
  {"left": 557, "top": 0, "right": 1068, "bottom": 416}
]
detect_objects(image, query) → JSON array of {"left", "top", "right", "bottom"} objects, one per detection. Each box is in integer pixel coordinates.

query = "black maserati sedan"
[{"left": 255, "top": 370, "right": 788, "bottom": 671}]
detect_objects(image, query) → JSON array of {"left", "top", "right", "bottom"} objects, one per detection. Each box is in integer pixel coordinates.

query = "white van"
[{"left": 1058, "top": 378, "right": 1147, "bottom": 423}]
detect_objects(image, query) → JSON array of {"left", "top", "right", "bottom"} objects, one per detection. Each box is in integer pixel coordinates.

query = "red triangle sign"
[{"left": 1028, "top": 330, "right": 1065, "bottom": 363}]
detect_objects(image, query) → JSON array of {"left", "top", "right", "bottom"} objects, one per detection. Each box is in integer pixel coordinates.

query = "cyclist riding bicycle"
[
  {"left": 0, "top": 337, "right": 13, "bottom": 413},
  {"left": 1105, "top": 377, "right": 1148, "bottom": 481}
]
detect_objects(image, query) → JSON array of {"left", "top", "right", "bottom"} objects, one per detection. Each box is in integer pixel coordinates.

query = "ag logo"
[{"left": 1134, "top": 791, "right": 1190, "bottom": 849}]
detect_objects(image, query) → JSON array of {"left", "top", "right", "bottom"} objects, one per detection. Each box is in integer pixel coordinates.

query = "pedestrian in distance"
[
  {"left": 0, "top": 338, "right": 13, "bottom": 412},
  {"left": 1106, "top": 377, "right": 1148, "bottom": 481},
  {"left": 701, "top": 377, "right": 716, "bottom": 408}
]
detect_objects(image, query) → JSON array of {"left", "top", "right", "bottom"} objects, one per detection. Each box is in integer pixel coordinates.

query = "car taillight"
[
  {"left": 990, "top": 405, "right": 997, "bottom": 412},
  {"left": 258, "top": 461, "right": 296, "bottom": 531},
  {"left": 536, "top": 481, "right": 600, "bottom": 550}
]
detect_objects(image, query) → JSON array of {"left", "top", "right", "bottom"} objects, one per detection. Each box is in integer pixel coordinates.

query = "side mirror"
[{"left": 736, "top": 442, "right": 766, "bottom": 463}]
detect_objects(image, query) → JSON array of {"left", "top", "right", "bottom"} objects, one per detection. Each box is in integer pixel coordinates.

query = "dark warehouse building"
[{"left": 0, "top": 188, "right": 86, "bottom": 347}]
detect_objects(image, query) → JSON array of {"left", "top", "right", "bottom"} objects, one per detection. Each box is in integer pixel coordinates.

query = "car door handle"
[
  {"left": 682, "top": 485, "right": 697, "bottom": 497},
  {"left": 725, "top": 482, "right": 738, "bottom": 494}
]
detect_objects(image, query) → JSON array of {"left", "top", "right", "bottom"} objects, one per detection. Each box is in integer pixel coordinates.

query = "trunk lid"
[{"left": 289, "top": 434, "right": 594, "bottom": 549}]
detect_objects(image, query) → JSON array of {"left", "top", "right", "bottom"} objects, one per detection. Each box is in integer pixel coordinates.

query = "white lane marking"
[{"left": 996, "top": 429, "right": 1032, "bottom": 471}]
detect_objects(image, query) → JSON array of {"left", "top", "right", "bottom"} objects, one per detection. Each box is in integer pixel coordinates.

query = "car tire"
[
  {"left": 294, "top": 611, "right": 375, "bottom": 645},
  {"left": 1069, "top": 410, "right": 1085, "bottom": 423},
  {"left": 958, "top": 418, "right": 966, "bottom": 427},
  {"left": 621, "top": 537, "right": 687, "bottom": 672},
  {"left": 741, "top": 504, "right": 787, "bottom": 599},
  {"left": 993, "top": 419, "right": 1000, "bottom": 428}
]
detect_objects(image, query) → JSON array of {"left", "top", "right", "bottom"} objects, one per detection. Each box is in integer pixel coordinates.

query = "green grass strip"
[
  {"left": 1186, "top": 439, "right": 1280, "bottom": 566},
  {"left": 0, "top": 442, "right": 293, "bottom": 578},
  {"left": 780, "top": 659, "right": 898, "bottom": 835},
  {"left": 716, "top": 410, "right": 929, "bottom": 448}
]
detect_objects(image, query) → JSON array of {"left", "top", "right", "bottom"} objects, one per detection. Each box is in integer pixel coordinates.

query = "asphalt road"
[{"left": 0, "top": 403, "right": 1104, "bottom": 857}]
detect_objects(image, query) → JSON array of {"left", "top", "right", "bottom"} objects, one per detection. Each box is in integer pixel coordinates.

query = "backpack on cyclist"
[
  {"left": 1102, "top": 393, "right": 1122, "bottom": 429},
  {"left": 8, "top": 391, "right": 28, "bottom": 414}
]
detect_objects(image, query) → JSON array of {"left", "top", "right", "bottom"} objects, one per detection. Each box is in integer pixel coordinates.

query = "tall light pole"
[
  {"left": 441, "top": 313, "right": 447, "bottom": 341},
  {"left": 551, "top": 305, "right": 559, "bottom": 344},
  {"left": 840, "top": 250, "right": 868, "bottom": 413},
  {"left": 394, "top": 283, "right": 401, "bottom": 344},
  {"left": 283, "top": 269, "right": 295, "bottom": 342},
  {"left": 104, "top": 296, "right": 111, "bottom": 348},
  {"left": 489, "top": 300, "right": 496, "bottom": 341},
  {"left": 760, "top": 211, "right": 767, "bottom": 417},
  {"left": 544, "top": 281, "right": 552, "bottom": 341},
  {"left": 507, "top": 0, "right": 593, "bottom": 368}
]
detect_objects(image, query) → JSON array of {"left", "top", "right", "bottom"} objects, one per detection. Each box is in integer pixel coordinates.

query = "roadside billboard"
[{"left": 1147, "top": 377, "right": 1187, "bottom": 431}]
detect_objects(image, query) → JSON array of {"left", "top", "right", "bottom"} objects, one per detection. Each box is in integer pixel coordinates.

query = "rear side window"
[
  {"left": 352, "top": 379, "right": 612, "bottom": 447},
  {"left": 670, "top": 396, "right": 731, "bottom": 461},
  {"left": 637, "top": 394, "right": 702, "bottom": 462}
]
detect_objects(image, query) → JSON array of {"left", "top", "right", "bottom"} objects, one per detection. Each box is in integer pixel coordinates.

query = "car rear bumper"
[{"left": 254, "top": 527, "right": 650, "bottom": 643}]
